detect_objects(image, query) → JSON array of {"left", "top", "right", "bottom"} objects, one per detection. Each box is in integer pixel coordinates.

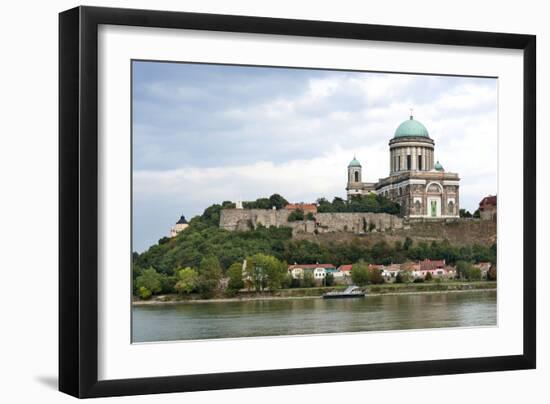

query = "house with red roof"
[{"left": 479, "top": 195, "right": 497, "bottom": 221}]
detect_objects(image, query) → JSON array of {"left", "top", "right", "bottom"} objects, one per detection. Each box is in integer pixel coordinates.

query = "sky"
[{"left": 132, "top": 61, "right": 497, "bottom": 252}]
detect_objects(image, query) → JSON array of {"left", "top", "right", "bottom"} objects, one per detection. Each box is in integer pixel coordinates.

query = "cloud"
[{"left": 132, "top": 61, "right": 497, "bottom": 251}]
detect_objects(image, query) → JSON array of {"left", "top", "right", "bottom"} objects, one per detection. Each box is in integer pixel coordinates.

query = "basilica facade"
[{"left": 346, "top": 115, "right": 460, "bottom": 219}]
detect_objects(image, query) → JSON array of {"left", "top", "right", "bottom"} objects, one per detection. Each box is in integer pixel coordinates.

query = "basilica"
[{"left": 346, "top": 115, "right": 460, "bottom": 219}]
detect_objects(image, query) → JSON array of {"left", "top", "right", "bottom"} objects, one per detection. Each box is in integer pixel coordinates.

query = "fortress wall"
[{"left": 220, "top": 209, "right": 403, "bottom": 234}]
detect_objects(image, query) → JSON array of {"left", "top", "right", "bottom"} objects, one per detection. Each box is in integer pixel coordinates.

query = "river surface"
[{"left": 132, "top": 290, "right": 496, "bottom": 342}]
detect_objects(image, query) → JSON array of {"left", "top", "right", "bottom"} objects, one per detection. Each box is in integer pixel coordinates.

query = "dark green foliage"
[
  {"left": 158, "top": 236, "right": 170, "bottom": 245},
  {"left": 306, "top": 212, "right": 315, "bottom": 221},
  {"left": 459, "top": 209, "right": 472, "bottom": 218},
  {"left": 473, "top": 209, "right": 481, "bottom": 218},
  {"left": 317, "top": 194, "right": 400, "bottom": 215},
  {"left": 325, "top": 273, "right": 335, "bottom": 286},
  {"left": 287, "top": 209, "right": 305, "bottom": 222},
  {"left": 242, "top": 194, "right": 289, "bottom": 210},
  {"left": 425, "top": 271, "right": 433, "bottom": 281}
]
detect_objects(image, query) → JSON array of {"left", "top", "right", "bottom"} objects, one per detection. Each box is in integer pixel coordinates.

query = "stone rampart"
[{"left": 219, "top": 209, "right": 403, "bottom": 235}]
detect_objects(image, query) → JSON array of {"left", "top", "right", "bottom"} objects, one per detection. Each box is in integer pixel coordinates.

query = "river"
[{"left": 132, "top": 290, "right": 496, "bottom": 342}]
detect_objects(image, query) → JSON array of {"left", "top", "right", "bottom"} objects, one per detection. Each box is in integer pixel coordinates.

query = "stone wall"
[{"left": 219, "top": 209, "right": 403, "bottom": 235}]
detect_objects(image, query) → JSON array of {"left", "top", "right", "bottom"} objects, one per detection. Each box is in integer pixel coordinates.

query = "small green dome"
[
  {"left": 348, "top": 157, "right": 361, "bottom": 167},
  {"left": 434, "top": 161, "right": 444, "bottom": 171},
  {"left": 394, "top": 116, "right": 430, "bottom": 138}
]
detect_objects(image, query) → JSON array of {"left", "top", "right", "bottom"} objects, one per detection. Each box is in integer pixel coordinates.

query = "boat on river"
[{"left": 323, "top": 285, "right": 365, "bottom": 299}]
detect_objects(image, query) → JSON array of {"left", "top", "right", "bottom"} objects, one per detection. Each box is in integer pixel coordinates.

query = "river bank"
[{"left": 132, "top": 281, "right": 496, "bottom": 305}]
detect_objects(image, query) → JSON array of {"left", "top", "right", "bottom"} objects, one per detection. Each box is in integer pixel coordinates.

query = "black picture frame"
[{"left": 59, "top": 5, "right": 536, "bottom": 398}]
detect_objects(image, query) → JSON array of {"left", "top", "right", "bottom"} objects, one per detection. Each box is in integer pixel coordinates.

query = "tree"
[
  {"left": 306, "top": 212, "right": 315, "bottom": 221},
  {"left": 369, "top": 268, "right": 385, "bottom": 284},
  {"left": 302, "top": 271, "right": 315, "bottom": 288},
  {"left": 137, "top": 286, "right": 152, "bottom": 300},
  {"left": 425, "top": 271, "right": 433, "bottom": 281},
  {"left": 325, "top": 272, "right": 335, "bottom": 286},
  {"left": 351, "top": 260, "right": 370, "bottom": 286},
  {"left": 455, "top": 261, "right": 471, "bottom": 280},
  {"left": 288, "top": 209, "right": 305, "bottom": 222},
  {"left": 197, "top": 256, "right": 222, "bottom": 298},
  {"left": 226, "top": 262, "right": 245, "bottom": 294},
  {"left": 174, "top": 267, "right": 198, "bottom": 295},
  {"left": 395, "top": 270, "right": 412, "bottom": 284},
  {"left": 245, "top": 253, "right": 287, "bottom": 291},
  {"left": 473, "top": 209, "right": 481, "bottom": 219},
  {"left": 459, "top": 208, "right": 472, "bottom": 218},
  {"left": 467, "top": 267, "right": 482, "bottom": 281},
  {"left": 134, "top": 267, "right": 163, "bottom": 297},
  {"left": 403, "top": 237, "right": 413, "bottom": 251},
  {"left": 268, "top": 194, "right": 289, "bottom": 210}
]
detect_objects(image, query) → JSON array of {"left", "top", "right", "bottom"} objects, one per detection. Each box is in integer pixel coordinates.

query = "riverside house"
[{"left": 287, "top": 263, "right": 337, "bottom": 280}]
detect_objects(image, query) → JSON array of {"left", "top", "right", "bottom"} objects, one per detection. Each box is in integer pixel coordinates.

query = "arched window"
[{"left": 354, "top": 171, "right": 359, "bottom": 182}]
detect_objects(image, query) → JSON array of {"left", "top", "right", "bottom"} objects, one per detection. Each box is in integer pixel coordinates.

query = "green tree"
[
  {"left": 246, "top": 253, "right": 287, "bottom": 291},
  {"left": 134, "top": 267, "right": 162, "bottom": 297},
  {"left": 138, "top": 286, "right": 152, "bottom": 300},
  {"left": 302, "top": 271, "right": 315, "bottom": 288},
  {"left": 403, "top": 237, "right": 413, "bottom": 251},
  {"left": 455, "top": 261, "right": 471, "bottom": 280},
  {"left": 226, "top": 262, "right": 245, "bottom": 294},
  {"left": 395, "top": 270, "right": 412, "bottom": 284},
  {"left": 325, "top": 272, "right": 335, "bottom": 286},
  {"left": 268, "top": 194, "right": 289, "bottom": 210},
  {"left": 288, "top": 209, "right": 305, "bottom": 222},
  {"left": 197, "top": 256, "right": 222, "bottom": 298},
  {"left": 467, "top": 267, "right": 482, "bottom": 281},
  {"left": 174, "top": 267, "right": 198, "bottom": 295},
  {"left": 306, "top": 212, "right": 315, "bottom": 221},
  {"left": 369, "top": 268, "right": 385, "bottom": 284},
  {"left": 351, "top": 260, "right": 370, "bottom": 286},
  {"left": 425, "top": 271, "right": 433, "bottom": 281},
  {"left": 459, "top": 209, "right": 472, "bottom": 218}
]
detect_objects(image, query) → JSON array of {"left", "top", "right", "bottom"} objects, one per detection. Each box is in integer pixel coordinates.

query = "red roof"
[
  {"left": 285, "top": 203, "right": 318, "bottom": 213},
  {"left": 479, "top": 195, "right": 497, "bottom": 207},
  {"left": 288, "top": 263, "right": 335, "bottom": 270},
  {"left": 419, "top": 259, "right": 446, "bottom": 271},
  {"left": 338, "top": 264, "right": 353, "bottom": 272}
]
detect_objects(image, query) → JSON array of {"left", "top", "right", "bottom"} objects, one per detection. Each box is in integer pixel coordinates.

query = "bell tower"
[{"left": 346, "top": 156, "right": 363, "bottom": 199}]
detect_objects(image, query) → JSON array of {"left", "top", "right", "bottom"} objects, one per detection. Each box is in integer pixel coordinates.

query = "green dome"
[
  {"left": 348, "top": 157, "right": 361, "bottom": 167},
  {"left": 394, "top": 116, "right": 430, "bottom": 138},
  {"left": 434, "top": 161, "right": 444, "bottom": 171}
]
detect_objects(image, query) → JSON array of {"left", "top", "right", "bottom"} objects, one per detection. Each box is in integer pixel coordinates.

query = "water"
[{"left": 132, "top": 290, "right": 497, "bottom": 342}]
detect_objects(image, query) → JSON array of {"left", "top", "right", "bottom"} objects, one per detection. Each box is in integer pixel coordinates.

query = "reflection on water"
[{"left": 132, "top": 290, "right": 496, "bottom": 342}]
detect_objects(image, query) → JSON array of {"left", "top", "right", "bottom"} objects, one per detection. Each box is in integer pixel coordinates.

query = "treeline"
[
  {"left": 133, "top": 202, "right": 496, "bottom": 297},
  {"left": 316, "top": 194, "right": 401, "bottom": 215}
]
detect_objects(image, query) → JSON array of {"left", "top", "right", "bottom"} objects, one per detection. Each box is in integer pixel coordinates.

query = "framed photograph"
[{"left": 59, "top": 6, "right": 536, "bottom": 398}]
